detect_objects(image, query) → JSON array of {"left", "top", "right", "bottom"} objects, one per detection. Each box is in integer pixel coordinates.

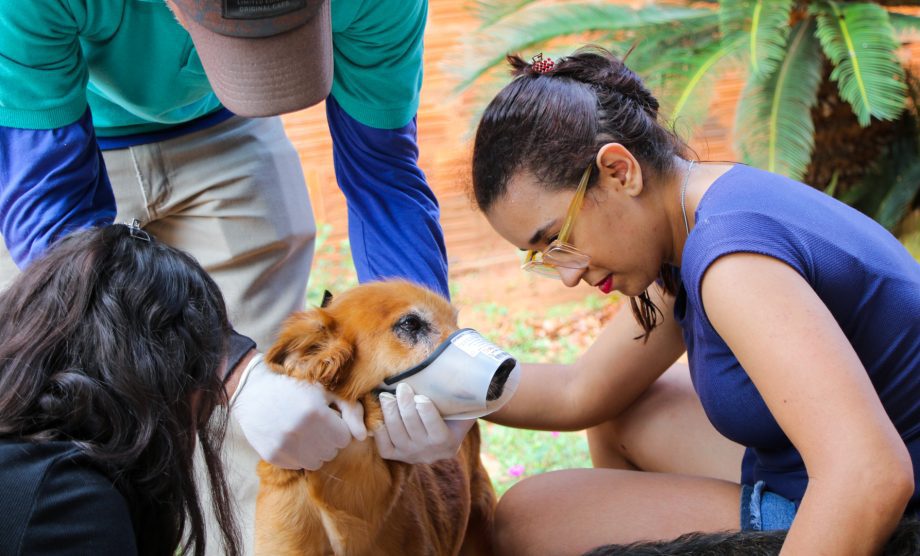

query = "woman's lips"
[{"left": 596, "top": 274, "right": 613, "bottom": 294}]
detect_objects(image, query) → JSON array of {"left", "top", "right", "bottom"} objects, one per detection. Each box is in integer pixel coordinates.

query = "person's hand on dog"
[
  {"left": 374, "top": 382, "right": 475, "bottom": 464},
  {"left": 231, "top": 354, "right": 368, "bottom": 470}
]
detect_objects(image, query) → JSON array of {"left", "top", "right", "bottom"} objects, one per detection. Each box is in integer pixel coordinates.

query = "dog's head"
[{"left": 265, "top": 280, "right": 463, "bottom": 406}]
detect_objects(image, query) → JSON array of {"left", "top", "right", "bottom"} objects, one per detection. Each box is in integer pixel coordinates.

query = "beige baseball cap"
[{"left": 170, "top": 0, "right": 332, "bottom": 117}]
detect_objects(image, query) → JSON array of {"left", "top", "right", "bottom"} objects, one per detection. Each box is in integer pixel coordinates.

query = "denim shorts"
[{"left": 740, "top": 481, "right": 797, "bottom": 531}]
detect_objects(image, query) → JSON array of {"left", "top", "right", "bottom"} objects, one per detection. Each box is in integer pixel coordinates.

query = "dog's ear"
[
  {"left": 265, "top": 310, "right": 354, "bottom": 391},
  {"left": 320, "top": 290, "right": 334, "bottom": 308}
]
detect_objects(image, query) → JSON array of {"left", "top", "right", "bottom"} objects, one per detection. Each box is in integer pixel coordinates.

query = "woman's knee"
[
  {"left": 585, "top": 366, "right": 708, "bottom": 471},
  {"left": 584, "top": 374, "right": 685, "bottom": 467},
  {"left": 493, "top": 476, "right": 554, "bottom": 555}
]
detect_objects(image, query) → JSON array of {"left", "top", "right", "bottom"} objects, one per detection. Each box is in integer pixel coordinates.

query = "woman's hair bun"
[{"left": 508, "top": 46, "right": 659, "bottom": 118}]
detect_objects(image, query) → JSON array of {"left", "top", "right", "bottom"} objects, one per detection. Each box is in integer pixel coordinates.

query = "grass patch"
[
  {"left": 305, "top": 224, "right": 358, "bottom": 307},
  {"left": 479, "top": 425, "right": 593, "bottom": 496}
]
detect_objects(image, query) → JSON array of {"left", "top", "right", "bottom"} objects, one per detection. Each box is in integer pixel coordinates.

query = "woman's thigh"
[
  {"left": 493, "top": 468, "right": 741, "bottom": 556},
  {"left": 588, "top": 362, "right": 745, "bottom": 482}
]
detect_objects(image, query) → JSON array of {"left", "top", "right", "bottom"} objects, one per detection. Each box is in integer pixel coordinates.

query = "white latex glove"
[
  {"left": 374, "top": 382, "right": 475, "bottom": 464},
  {"left": 231, "top": 354, "right": 367, "bottom": 470}
]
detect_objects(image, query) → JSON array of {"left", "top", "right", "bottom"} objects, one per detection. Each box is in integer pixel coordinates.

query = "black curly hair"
[{"left": 0, "top": 224, "right": 240, "bottom": 556}]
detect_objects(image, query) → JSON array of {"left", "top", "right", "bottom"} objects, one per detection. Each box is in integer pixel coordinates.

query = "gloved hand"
[
  {"left": 231, "top": 354, "right": 367, "bottom": 470},
  {"left": 374, "top": 382, "right": 475, "bottom": 464}
]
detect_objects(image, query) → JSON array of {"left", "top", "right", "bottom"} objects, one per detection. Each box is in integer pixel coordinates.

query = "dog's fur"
[
  {"left": 254, "top": 281, "right": 496, "bottom": 556},
  {"left": 583, "top": 517, "right": 920, "bottom": 556}
]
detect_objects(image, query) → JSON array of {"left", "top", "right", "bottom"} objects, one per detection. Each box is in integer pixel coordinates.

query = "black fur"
[{"left": 583, "top": 517, "right": 920, "bottom": 556}]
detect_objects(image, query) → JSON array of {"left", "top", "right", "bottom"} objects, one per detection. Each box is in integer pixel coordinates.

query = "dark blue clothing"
[
  {"left": 0, "top": 440, "right": 137, "bottom": 555},
  {"left": 676, "top": 164, "right": 920, "bottom": 513},
  {"left": 326, "top": 94, "right": 449, "bottom": 298},
  {"left": 0, "top": 107, "right": 234, "bottom": 269},
  {"left": 95, "top": 107, "right": 234, "bottom": 150},
  {"left": 0, "top": 109, "right": 115, "bottom": 267},
  {"left": 0, "top": 99, "right": 449, "bottom": 297}
]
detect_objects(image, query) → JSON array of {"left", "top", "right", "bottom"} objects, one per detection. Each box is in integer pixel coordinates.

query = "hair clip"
[
  {"left": 127, "top": 218, "right": 151, "bottom": 242},
  {"left": 531, "top": 53, "right": 555, "bottom": 74}
]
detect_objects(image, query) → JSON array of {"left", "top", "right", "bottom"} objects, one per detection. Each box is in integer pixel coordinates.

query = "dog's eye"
[
  {"left": 397, "top": 314, "right": 425, "bottom": 333},
  {"left": 393, "top": 313, "right": 430, "bottom": 343}
]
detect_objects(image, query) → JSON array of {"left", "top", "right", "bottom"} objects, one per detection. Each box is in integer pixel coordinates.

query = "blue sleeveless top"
[{"left": 675, "top": 164, "right": 920, "bottom": 513}]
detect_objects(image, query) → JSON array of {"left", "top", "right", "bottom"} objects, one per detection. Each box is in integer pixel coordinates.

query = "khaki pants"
[{"left": 0, "top": 115, "right": 315, "bottom": 554}]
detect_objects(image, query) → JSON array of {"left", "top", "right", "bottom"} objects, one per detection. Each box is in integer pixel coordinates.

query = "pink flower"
[
  {"left": 508, "top": 464, "right": 525, "bottom": 477},
  {"left": 551, "top": 431, "right": 560, "bottom": 438}
]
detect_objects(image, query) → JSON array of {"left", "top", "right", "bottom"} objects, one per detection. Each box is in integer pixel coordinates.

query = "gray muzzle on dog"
[{"left": 375, "top": 328, "right": 521, "bottom": 420}]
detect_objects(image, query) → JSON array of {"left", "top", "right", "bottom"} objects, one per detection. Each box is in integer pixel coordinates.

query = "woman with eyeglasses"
[
  {"left": 476, "top": 47, "right": 920, "bottom": 554},
  {"left": 0, "top": 224, "right": 240, "bottom": 556}
]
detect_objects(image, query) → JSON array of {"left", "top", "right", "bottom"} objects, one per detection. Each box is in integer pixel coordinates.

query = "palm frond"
[
  {"left": 720, "top": 0, "right": 794, "bottom": 78},
  {"left": 852, "top": 114, "right": 920, "bottom": 231},
  {"left": 469, "top": 0, "right": 542, "bottom": 29},
  {"left": 453, "top": 3, "right": 715, "bottom": 91},
  {"left": 611, "top": 13, "right": 721, "bottom": 76},
  {"left": 890, "top": 13, "right": 920, "bottom": 43},
  {"left": 877, "top": 158, "right": 920, "bottom": 230},
  {"left": 813, "top": 1, "right": 907, "bottom": 126},
  {"left": 735, "top": 19, "right": 823, "bottom": 180},
  {"left": 645, "top": 33, "right": 748, "bottom": 137}
]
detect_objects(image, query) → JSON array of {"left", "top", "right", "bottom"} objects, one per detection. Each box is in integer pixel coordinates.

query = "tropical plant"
[{"left": 456, "top": 1, "right": 920, "bottom": 235}]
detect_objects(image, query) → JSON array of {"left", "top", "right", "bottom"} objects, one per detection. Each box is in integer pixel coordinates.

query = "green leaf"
[
  {"left": 890, "top": 13, "right": 920, "bottom": 43},
  {"left": 648, "top": 33, "right": 748, "bottom": 136},
  {"left": 469, "top": 0, "right": 542, "bottom": 29},
  {"left": 453, "top": 3, "right": 715, "bottom": 91},
  {"left": 720, "top": 0, "right": 794, "bottom": 78},
  {"left": 611, "top": 13, "right": 721, "bottom": 77},
  {"left": 838, "top": 119, "right": 919, "bottom": 229},
  {"left": 735, "top": 19, "right": 823, "bottom": 180},
  {"left": 813, "top": 1, "right": 907, "bottom": 126},
  {"left": 877, "top": 159, "right": 920, "bottom": 230},
  {"left": 823, "top": 170, "right": 841, "bottom": 197}
]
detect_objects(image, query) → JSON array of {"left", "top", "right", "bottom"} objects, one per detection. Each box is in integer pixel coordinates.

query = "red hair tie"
[{"left": 531, "top": 53, "right": 554, "bottom": 74}]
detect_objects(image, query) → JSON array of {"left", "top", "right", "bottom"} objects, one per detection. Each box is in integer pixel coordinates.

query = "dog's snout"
[{"left": 486, "top": 358, "right": 516, "bottom": 401}]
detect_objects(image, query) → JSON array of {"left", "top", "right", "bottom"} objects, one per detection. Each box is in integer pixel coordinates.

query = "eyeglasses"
[{"left": 522, "top": 164, "right": 593, "bottom": 279}]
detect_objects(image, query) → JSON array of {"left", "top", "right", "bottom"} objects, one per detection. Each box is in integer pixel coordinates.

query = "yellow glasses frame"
[{"left": 521, "top": 164, "right": 593, "bottom": 278}]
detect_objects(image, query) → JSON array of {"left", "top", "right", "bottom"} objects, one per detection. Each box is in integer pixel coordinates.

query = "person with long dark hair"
[
  {"left": 0, "top": 224, "right": 241, "bottom": 556},
  {"left": 473, "top": 47, "right": 920, "bottom": 554}
]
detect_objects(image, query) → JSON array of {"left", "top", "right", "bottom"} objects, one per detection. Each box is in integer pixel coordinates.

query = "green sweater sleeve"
[
  {"left": 0, "top": 0, "right": 124, "bottom": 129},
  {"left": 329, "top": 0, "right": 427, "bottom": 129}
]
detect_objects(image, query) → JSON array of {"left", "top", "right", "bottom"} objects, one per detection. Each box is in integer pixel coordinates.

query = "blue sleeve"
[
  {"left": 0, "top": 107, "right": 116, "bottom": 268},
  {"left": 325, "top": 94, "right": 449, "bottom": 299}
]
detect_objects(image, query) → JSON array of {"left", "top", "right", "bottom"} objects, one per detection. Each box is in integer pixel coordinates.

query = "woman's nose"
[{"left": 557, "top": 266, "right": 584, "bottom": 288}]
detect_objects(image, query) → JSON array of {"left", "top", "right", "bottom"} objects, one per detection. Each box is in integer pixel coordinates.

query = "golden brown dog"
[{"left": 255, "top": 281, "right": 497, "bottom": 556}]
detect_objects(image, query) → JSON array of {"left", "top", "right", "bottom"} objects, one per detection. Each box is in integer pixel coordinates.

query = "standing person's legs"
[
  {"left": 102, "top": 115, "right": 314, "bottom": 555},
  {"left": 586, "top": 363, "right": 745, "bottom": 482},
  {"left": 104, "top": 116, "right": 315, "bottom": 350}
]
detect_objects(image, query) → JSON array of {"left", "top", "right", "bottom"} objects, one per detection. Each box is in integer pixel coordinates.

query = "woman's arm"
[
  {"left": 488, "top": 284, "right": 687, "bottom": 431},
  {"left": 702, "top": 253, "right": 914, "bottom": 555}
]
